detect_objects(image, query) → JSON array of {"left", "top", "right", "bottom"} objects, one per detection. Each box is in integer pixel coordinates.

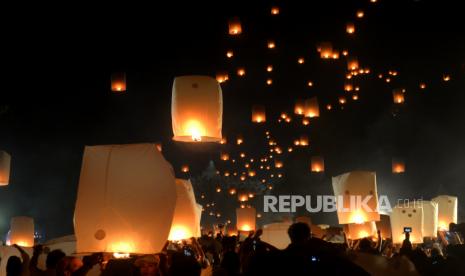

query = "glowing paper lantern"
[
  {"left": 298, "top": 135, "right": 309, "bottom": 146},
  {"left": 304, "top": 97, "right": 320, "bottom": 118},
  {"left": 332, "top": 171, "right": 380, "bottom": 224},
  {"left": 111, "top": 72, "right": 126, "bottom": 93},
  {"left": 236, "top": 207, "right": 256, "bottom": 231},
  {"left": 270, "top": 6, "right": 280, "bottom": 15},
  {"left": 311, "top": 156, "right": 325, "bottom": 173},
  {"left": 228, "top": 17, "right": 242, "bottom": 35},
  {"left": 220, "top": 153, "right": 230, "bottom": 161},
  {"left": 8, "top": 217, "right": 34, "bottom": 247},
  {"left": 347, "top": 221, "right": 377, "bottom": 240},
  {"left": 347, "top": 57, "right": 359, "bottom": 71},
  {"left": 181, "top": 165, "right": 190, "bottom": 173},
  {"left": 74, "top": 143, "right": 177, "bottom": 254},
  {"left": 392, "top": 89, "right": 405, "bottom": 104},
  {"left": 421, "top": 201, "right": 438, "bottom": 237},
  {"left": 294, "top": 99, "right": 305, "bottom": 115},
  {"left": 442, "top": 74, "right": 451, "bottom": 82},
  {"left": 297, "top": 57, "right": 305, "bottom": 64},
  {"left": 266, "top": 65, "right": 273, "bottom": 72},
  {"left": 356, "top": 10, "right": 364, "bottom": 18},
  {"left": 251, "top": 105, "right": 266, "bottom": 123},
  {"left": 260, "top": 222, "right": 292, "bottom": 249},
  {"left": 226, "top": 50, "right": 234, "bottom": 58},
  {"left": 275, "top": 160, "right": 283, "bottom": 168},
  {"left": 172, "top": 76, "right": 223, "bottom": 142},
  {"left": 431, "top": 195, "right": 458, "bottom": 230},
  {"left": 168, "top": 179, "right": 200, "bottom": 240},
  {"left": 390, "top": 205, "right": 424, "bottom": 244},
  {"left": 392, "top": 158, "right": 405, "bottom": 174},
  {"left": 216, "top": 72, "right": 229, "bottom": 83},
  {"left": 0, "top": 151, "right": 11, "bottom": 186},
  {"left": 267, "top": 40, "right": 276, "bottom": 49},
  {"left": 237, "top": 68, "right": 246, "bottom": 76},
  {"left": 318, "top": 42, "right": 333, "bottom": 59},
  {"left": 346, "top": 22, "right": 355, "bottom": 34}
]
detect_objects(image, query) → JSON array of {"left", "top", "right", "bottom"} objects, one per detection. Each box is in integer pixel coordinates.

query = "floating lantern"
[
  {"left": 392, "top": 89, "right": 405, "bottom": 104},
  {"left": 294, "top": 99, "right": 305, "bottom": 115},
  {"left": 238, "top": 193, "right": 249, "bottom": 202},
  {"left": 339, "top": 97, "right": 347, "bottom": 105},
  {"left": 352, "top": 94, "right": 359, "bottom": 101},
  {"left": 356, "top": 10, "right": 364, "bottom": 18},
  {"left": 275, "top": 160, "right": 283, "bottom": 169},
  {"left": 7, "top": 217, "right": 34, "bottom": 247},
  {"left": 266, "top": 65, "right": 273, "bottom": 72},
  {"left": 240, "top": 175, "right": 246, "bottom": 181},
  {"left": 432, "top": 195, "right": 458, "bottom": 230},
  {"left": 392, "top": 158, "right": 405, "bottom": 174},
  {"left": 304, "top": 97, "right": 320, "bottom": 118},
  {"left": 240, "top": 152, "right": 246, "bottom": 158},
  {"left": 311, "top": 156, "right": 325, "bottom": 173},
  {"left": 326, "top": 104, "right": 332, "bottom": 110},
  {"left": 307, "top": 81, "right": 314, "bottom": 87},
  {"left": 297, "top": 57, "right": 305, "bottom": 64},
  {"left": 237, "top": 68, "right": 246, "bottom": 76},
  {"left": 0, "top": 151, "right": 11, "bottom": 186},
  {"left": 302, "top": 118, "right": 310, "bottom": 126},
  {"left": 332, "top": 171, "right": 380, "bottom": 224},
  {"left": 236, "top": 207, "right": 256, "bottom": 231},
  {"left": 347, "top": 57, "right": 359, "bottom": 71},
  {"left": 266, "top": 79, "right": 273, "bottom": 85},
  {"left": 216, "top": 187, "right": 221, "bottom": 193},
  {"left": 267, "top": 40, "right": 276, "bottom": 49},
  {"left": 299, "top": 135, "right": 309, "bottom": 146},
  {"left": 221, "top": 153, "right": 230, "bottom": 161},
  {"left": 216, "top": 72, "right": 229, "bottom": 83},
  {"left": 331, "top": 51, "right": 340, "bottom": 59},
  {"left": 220, "top": 137, "right": 227, "bottom": 144},
  {"left": 111, "top": 72, "right": 127, "bottom": 93},
  {"left": 252, "top": 105, "right": 266, "bottom": 123},
  {"left": 172, "top": 76, "right": 223, "bottom": 142},
  {"left": 226, "top": 50, "right": 234, "bottom": 58},
  {"left": 181, "top": 165, "right": 190, "bottom": 173},
  {"left": 342, "top": 50, "right": 349, "bottom": 56},
  {"left": 260, "top": 222, "right": 292, "bottom": 249},
  {"left": 228, "top": 17, "right": 242, "bottom": 35},
  {"left": 229, "top": 188, "right": 237, "bottom": 195},
  {"left": 344, "top": 83, "right": 354, "bottom": 92},
  {"left": 422, "top": 201, "right": 438, "bottom": 237},
  {"left": 390, "top": 204, "right": 424, "bottom": 244},
  {"left": 419, "top": 83, "right": 426, "bottom": 89},
  {"left": 271, "top": 6, "right": 280, "bottom": 15},
  {"left": 318, "top": 42, "right": 333, "bottom": 59},
  {"left": 443, "top": 74, "right": 451, "bottom": 82},
  {"left": 168, "top": 179, "right": 200, "bottom": 241},
  {"left": 347, "top": 221, "right": 377, "bottom": 240},
  {"left": 346, "top": 22, "right": 355, "bottom": 34},
  {"left": 74, "top": 144, "right": 177, "bottom": 254},
  {"left": 248, "top": 171, "right": 256, "bottom": 177}
]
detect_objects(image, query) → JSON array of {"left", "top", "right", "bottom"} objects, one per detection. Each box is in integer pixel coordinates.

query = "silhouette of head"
[
  {"left": 288, "top": 222, "right": 311, "bottom": 244},
  {"left": 46, "top": 249, "right": 66, "bottom": 269},
  {"left": 6, "top": 256, "right": 22, "bottom": 276}
]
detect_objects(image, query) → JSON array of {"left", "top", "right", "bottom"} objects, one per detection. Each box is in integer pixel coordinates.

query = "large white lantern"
[
  {"left": 74, "top": 143, "right": 177, "bottom": 254},
  {"left": 172, "top": 76, "right": 223, "bottom": 142},
  {"left": 431, "top": 195, "right": 458, "bottom": 230},
  {"left": 260, "top": 222, "right": 292, "bottom": 249},
  {"left": 236, "top": 207, "right": 256, "bottom": 232},
  {"left": 7, "top": 216, "right": 34, "bottom": 247},
  {"left": 390, "top": 204, "right": 424, "bottom": 244},
  {"left": 421, "top": 200, "right": 438, "bottom": 237}
]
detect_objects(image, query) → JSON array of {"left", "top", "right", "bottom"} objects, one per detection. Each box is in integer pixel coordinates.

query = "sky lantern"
[
  {"left": 266, "top": 78, "right": 273, "bottom": 85},
  {"left": 260, "top": 222, "right": 292, "bottom": 249},
  {"left": 168, "top": 179, "right": 200, "bottom": 241},
  {"left": 220, "top": 137, "right": 227, "bottom": 144},
  {"left": 236, "top": 207, "right": 256, "bottom": 231},
  {"left": 347, "top": 221, "right": 377, "bottom": 240},
  {"left": 267, "top": 40, "right": 276, "bottom": 49},
  {"left": 7, "top": 217, "right": 34, "bottom": 247},
  {"left": 356, "top": 10, "right": 365, "bottom": 18},
  {"left": 216, "top": 72, "right": 229, "bottom": 83},
  {"left": 392, "top": 158, "right": 405, "bottom": 174},
  {"left": 181, "top": 165, "right": 190, "bottom": 173},
  {"left": 271, "top": 6, "right": 280, "bottom": 15},
  {"left": 344, "top": 83, "right": 354, "bottom": 92},
  {"left": 443, "top": 74, "right": 451, "bottom": 82},
  {"left": 392, "top": 89, "right": 405, "bottom": 104},
  {"left": 318, "top": 42, "right": 333, "bottom": 59},
  {"left": 302, "top": 118, "right": 310, "bottom": 126},
  {"left": 226, "top": 50, "right": 234, "bottom": 58},
  {"left": 236, "top": 136, "right": 243, "bottom": 145},
  {"left": 326, "top": 104, "right": 332, "bottom": 111},
  {"left": 299, "top": 135, "right": 309, "bottom": 146},
  {"left": 311, "top": 156, "right": 325, "bottom": 173},
  {"left": 331, "top": 51, "right": 340, "bottom": 59},
  {"left": 237, "top": 68, "right": 246, "bottom": 76},
  {"left": 172, "top": 76, "right": 223, "bottom": 142},
  {"left": 294, "top": 99, "right": 305, "bottom": 115},
  {"left": 307, "top": 81, "right": 314, "bottom": 87},
  {"left": 74, "top": 144, "right": 177, "bottom": 254},
  {"left": 238, "top": 193, "right": 249, "bottom": 202},
  {"left": 111, "top": 72, "right": 127, "bottom": 93},
  {"left": 347, "top": 57, "right": 359, "bottom": 71},
  {"left": 229, "top": 188, "right": 237, "bottom": 195},
  {"left": 419, "top": 83, "right": 426, "bottom": 89},
  {"left": 346, "top": 22, "right": 355, "bottom": 34},
  {"left": 390, "top": 204, "right": 424, "bottom": 244},
  {"left": 221, "top": 153, "right": 230, "bottom": 161},
  {"left": 304, "top": 97, "right": 320, "bottom": 118},
  {"left": 297, "top": 57, "right": 305, "bottom": 64},
  {"left": 0, "top": 151, "right": 11, "bottom": 186},
  {"left": 275, "top": 160, "right": 283, "bottom": 168},
  {"left": 228, "top": 17, "right": 242, "bottom": 35},
  {"left": 432, "top": 195, "right": 458, "bottom": 230},
  {"left": 352, "top": 94, "right": 359, "bottom": 101},
  {"left": 422, "top": 201, "right": 438, "bottom": 237},
  {"left": 266, "top": 65, "right": 273, "bottom": 72},
  {"left": 252, "top": 105, "right": 266, "bottom": 123},
  {"left": 342, "top": 50, "right": 349, "bottom": 56},
  {"left": 332, "top": 171, "right": 380, "bottom": 224},
  {"left": 339, "top": 96, "right": 347, "bottom": 105}
]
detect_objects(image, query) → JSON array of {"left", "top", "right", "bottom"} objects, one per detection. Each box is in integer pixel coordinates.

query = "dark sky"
[{"left": 1, "top": 0, "right": 465, "bottom": 239}]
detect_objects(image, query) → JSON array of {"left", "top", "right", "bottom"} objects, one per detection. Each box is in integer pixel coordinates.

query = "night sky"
[{"left": 1, "top": 0, "right": 465, "bottom": 239}]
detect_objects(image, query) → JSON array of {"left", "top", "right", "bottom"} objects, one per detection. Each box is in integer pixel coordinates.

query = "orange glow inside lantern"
[
  {"left": 237, "top": 68, "right": 246, "bottom": 76},
  {"left": 238, "top": 193, "right": 249, "bottom": 202},
  {"left": 307, "top": 81, "right": 314, "bottom": 87},
  {"left": 216, "top": 73, "right": 229, "bottom": 83},
  {"left": 237, "top": 136, "right": 243, "bottom": 145},
  {"left": 356, "top": 10, "right": 364, "bottom": 18},
  {"left": 318, "top": 42, "right": 333, "bottom": 59},
  {"left": 344, "top": 83, "right": 353, "bottom": 92},
  {"left": 311, "top": 156, "right": 325, "bottom": 173},
  {"left": 271, "top": 6, "right": 280, "bottom": 15},
  {"left": 226, "top": 50, "right": 234, "bottom": 58},
  {"left": 297, "top": 57, "right": 305, "bottom": 64},
  {"left": 181, "top": 165, "right": 190, "bottom": 173},
  {"left": 252, "top": 105, "right": 266, "bottom": 123},
  {"left": 346, "top": 22, "right": 355, "bottom": 34},
  {"left": 221, "top": 153, "right": 230, "bottom": 161},
  {"left": 228, "top": 17, "right": 242, "bottom": 35},
  {"left": 266, "top": 78, "right": 273, "bottom": 85},
  {"left": 420, "top": 83, "right": 426, "bottom": 89},
  {"left": 392, "top": 89, "right": 405, "bottom": 104},
  {"left": 339, "top": 97, "right": 347, "bottom": 105},
  {"left": 111, "top": 73, "right": 127, "bottom": 93},
  {"left": 443, "top": 74, "right": 451, "bottom": 81},
  {"left": 347, "top": 58, "right": 359, "bottom": 71},
  {"left": 294, "top": 100, "right": 305, "bottom": 115},
  {"left": 304, "top": 97, "right": 320, "bottom": 118},
  {"left": 392, "top": 159, "right": 405, "bottom": 174},
  {"left": 302, "top": 118, "right": 310, "bottom": 126},
  {"left": 326, "top": 104, "right": 332, "bottom": 110},
  {"left": 236, "top": 207, "right": 256, "bottom": 232},
  {"left": 266, "top": 65, "right": 273, "bottom": 72},
  {"left": 299, "top": 136, "right": 309, "bottom": 146},
  {"left": 275, "top": 160, "right": 283, "bottom": 168},
  {"left": 267, "top": 41, "right": 276, "bottom": 49}
]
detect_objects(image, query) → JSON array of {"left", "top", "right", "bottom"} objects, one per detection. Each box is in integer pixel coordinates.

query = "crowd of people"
[{"left": 3, "top": 222, "right": 465, "bottom": 276}]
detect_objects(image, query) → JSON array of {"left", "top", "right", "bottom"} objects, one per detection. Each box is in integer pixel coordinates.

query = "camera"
[{"left": 404, "top": 227, "right": 412, "bottom": 233}]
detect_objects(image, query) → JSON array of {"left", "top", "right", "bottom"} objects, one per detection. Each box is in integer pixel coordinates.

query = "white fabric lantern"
[
  {"left": 421, "top": 201, "right": 438, "bottom": 237},
  {"left": 236, "top": 207, "right": 256, "bottom": 231},
  {"left": 74, "top": 143, "right": 177, "bottom": 254},
  {"left": 168, "top": 179, "right": 200, "bottom": 240},
  {"left": 347, "top": 221, "right": 377, "bottom": 240},
  {"left": 304, "top": 97, "right": 320, "bottom": 118},
  {"left": 260, "top": 222, "right": 292, "bottom": 249},
  {"left": 172, "top": 76, "right": 223, "bottom": 142},
  {"left": 390, "top": 205, "right": 424, "bottom": 244},
  {"left": 194, "top": 204, "right": 203, "bottom": 237},
  {"left": 0, "top": 151, "right": 11, "bottom": 186},
  {"left": 332, "top": 171, "right": 380, "bottom": 224},
  {"left": 7, "top": 216, "right": 34, "bottom": 247},
  {"left": 432, "top": 195, "right": 458, "bottom": 230}
]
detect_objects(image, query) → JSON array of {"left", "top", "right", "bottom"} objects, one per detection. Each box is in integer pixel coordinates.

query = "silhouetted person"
[
  {"left": 7, "top": 244, "right": 30, "bottom": 276},
  {"left": 30, "top": 245, "right": 66, "bottom": 276}
]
